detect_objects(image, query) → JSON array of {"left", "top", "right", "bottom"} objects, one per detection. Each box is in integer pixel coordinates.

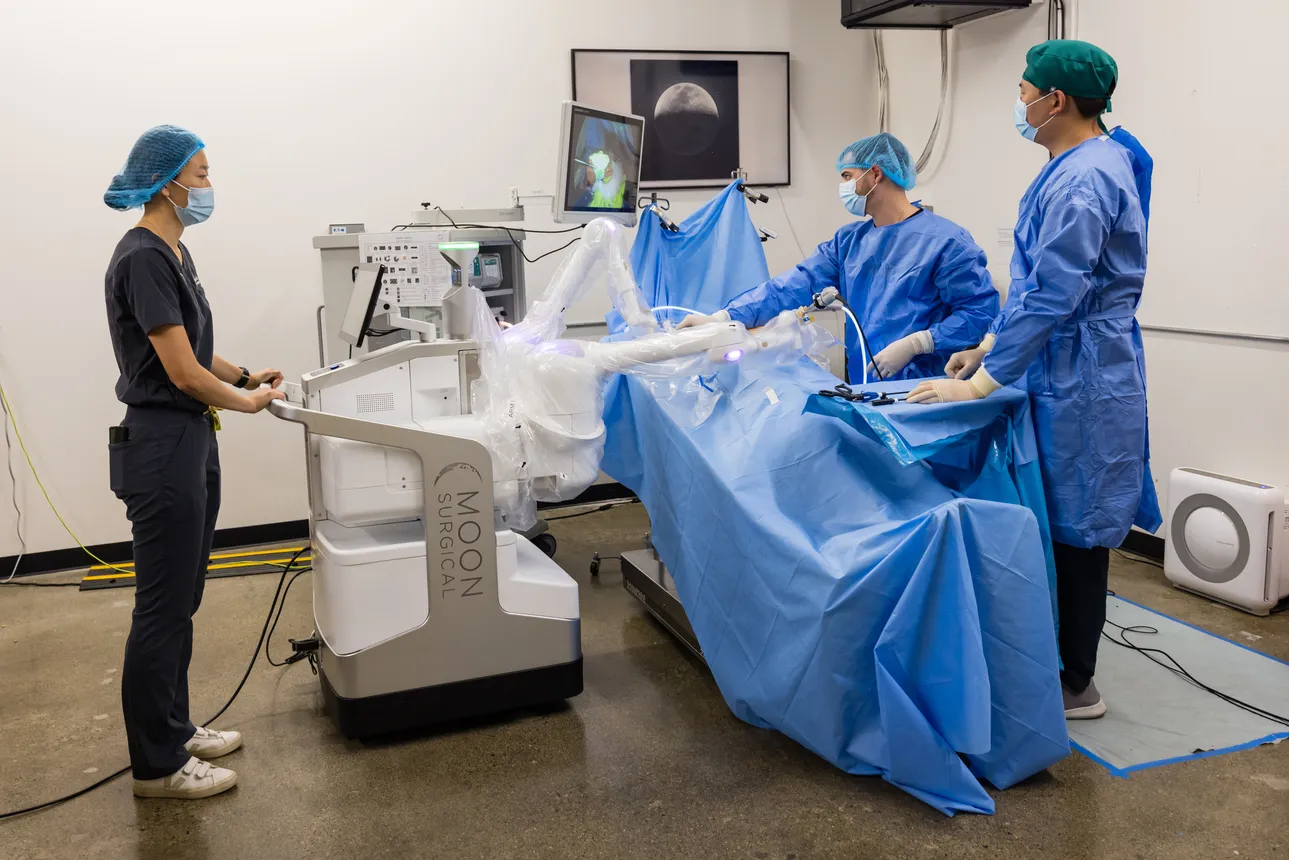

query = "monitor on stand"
[
  {"left": 552, "top": 101, "right": 645, "bottom": 228},
  {"left": 338, "top": 265, "right": 388, "bottom": 350}
]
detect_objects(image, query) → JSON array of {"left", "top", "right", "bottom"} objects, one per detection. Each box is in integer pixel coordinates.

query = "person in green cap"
[{"left": 907, "top": 40, "right": 1162, "bottom": 721}]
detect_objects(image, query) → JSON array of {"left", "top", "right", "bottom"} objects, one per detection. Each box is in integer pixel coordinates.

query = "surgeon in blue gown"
[
  {"left": 679, "top": 133, "right": 999, "bottom": 381},
  {"left": 909, "top": 40, "right": 1163, "bottom": 721}
]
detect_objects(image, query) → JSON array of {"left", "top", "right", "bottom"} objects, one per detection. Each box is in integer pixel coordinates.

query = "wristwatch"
[{"left": 234, "top": 366, "right": 251, "bottom": 389}]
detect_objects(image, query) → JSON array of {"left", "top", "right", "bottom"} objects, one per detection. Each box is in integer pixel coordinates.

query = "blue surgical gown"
[
  {"left": 984, "top": 134, "right": 1163, "bottom": 549},
  {"left": 721, "top": 210, "right": 999, "bottom": 381}
]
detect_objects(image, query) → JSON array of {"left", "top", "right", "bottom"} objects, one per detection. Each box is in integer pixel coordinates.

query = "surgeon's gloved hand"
[
  {"left": 907, "top": 367, "right": 1001, "bottom": 405},
  {"left": 676, "top": 309, "right": 731, "bottom": 329},
  {"left": 867, "top": 330, "right": 933, "bottom": 378},
  {"left": 944, "top": 333, "right": 997, "bottom": 380}
]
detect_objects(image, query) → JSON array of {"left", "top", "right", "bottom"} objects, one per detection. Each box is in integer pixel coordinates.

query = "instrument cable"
[
  {"left": 819, "top": 291, "right": 884, "bottom": 383},
  {"left": 0, "top": 547, "right": 311, "bottom": 820},
  {"left": 427, "top": 207, "right": 582, "bottom": 264},
  {"left": 390, "top": 209, "right": 585, "bottom": 265},
  {"left": 1100, "top": 592, "right": 1289, "bottom": 729},
  {"left": 543, "top": 499, "right": 640, "bottom": 522}
]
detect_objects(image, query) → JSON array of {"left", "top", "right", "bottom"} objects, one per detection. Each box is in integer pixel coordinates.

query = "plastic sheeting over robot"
[{"left": 462, "top": 217, "right": 835, "bottom": 531}]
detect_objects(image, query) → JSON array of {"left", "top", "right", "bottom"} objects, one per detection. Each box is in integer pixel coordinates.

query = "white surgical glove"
[
  {"left": 907, "top": 367, "right": 1001, "bottom": 405},
  {"left": 944, "top": 333, "right": 997, "bottom": 380},
  {"left": 677, "top": 309, "right": 731, "bottom": 329},
  {"left": 866, "top": 330, "right": 934, "bottom": 378}
]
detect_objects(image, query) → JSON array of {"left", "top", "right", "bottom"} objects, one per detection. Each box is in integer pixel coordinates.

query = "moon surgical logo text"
[{"left": 433, "top": 462, "right": 487, "bottom": 600}]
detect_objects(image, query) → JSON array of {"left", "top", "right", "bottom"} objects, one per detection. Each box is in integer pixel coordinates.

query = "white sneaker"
[
  {"left": 1063, "top": 679, "right": 1108, "bottom": 720},
  {"left": 184, "top": 725, "right": 242, "bottom": 759},
  {"left": 132, "top": 757, "right": 238, "bottom": 799}
]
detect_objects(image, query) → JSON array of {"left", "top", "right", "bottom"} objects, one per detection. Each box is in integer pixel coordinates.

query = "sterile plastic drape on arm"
[
  {"left": 985, "top": 135, "right": 1161, "bottom": 548},
  {"left": 723, "top": 213, "right": 998, "bottom": 381}
]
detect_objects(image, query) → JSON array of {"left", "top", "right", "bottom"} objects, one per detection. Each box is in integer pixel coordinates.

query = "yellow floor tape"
[
  {"left": 82, "top": 555, "right": 312, "bottom": 583},
  {"left": 87, "top": 546, "right": 310, "bottom": 572}
]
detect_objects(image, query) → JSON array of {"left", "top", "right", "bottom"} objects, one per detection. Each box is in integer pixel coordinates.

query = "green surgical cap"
[{"left": 1023, "top": 40, "right": 1117, "bottom": 112}]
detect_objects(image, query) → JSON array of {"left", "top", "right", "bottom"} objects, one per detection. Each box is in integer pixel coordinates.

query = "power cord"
[
  {"left": 914, "top": 30, "right": 951, "bottom": 174},
  {"left": 392, "top": 221, "right": 585, "bottom": 236},
  {"left": 543, "top": 499, "right": 640, "bottom": 522},
  {"left": 0, "top": 547, "right": 311, "bottom": 820},
  {"left": 266, "top": 566, "right": 314, "bottom": 667},
  {"left": 870, "top": 28, "right": 950, "bottom": 176},
  {"left": 1100, "top": 615, "right": 1289, "bottom": 729},
  {"left": 873, "top": 32, "right": 890, "bottom": 133},
  {"left": 0, "top": 381, "right": 133, "bottom": 576},
  {"left": 1113, "top": 548, "right": 1164, "bottom": 570},
  {"left": 1049, "top": 0, "right": 1067, "bottom": 39},
  {"left": 0, "top": 374, "right": 24, "bottom": 583},
  {"left": 424, "top": 207, "right": 583, "bottom": 265}
]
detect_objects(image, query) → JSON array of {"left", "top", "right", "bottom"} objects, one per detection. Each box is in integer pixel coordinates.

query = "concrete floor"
[{"left": 2, "top": 504, "right": 1288, "bottom": 860}]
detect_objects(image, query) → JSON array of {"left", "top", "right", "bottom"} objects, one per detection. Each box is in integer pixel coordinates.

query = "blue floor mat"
[{"left": 1069, "top": 596, "right": 1289, "bottom": 777}]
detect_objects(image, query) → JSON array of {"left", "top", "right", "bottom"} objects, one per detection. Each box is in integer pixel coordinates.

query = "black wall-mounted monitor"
[{"left": 841, "top": 0, "right": 1033, "bottom": 29}]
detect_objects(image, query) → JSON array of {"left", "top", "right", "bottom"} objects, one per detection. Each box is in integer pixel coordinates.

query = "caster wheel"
[{"left": 533, "top": 533, "right": 557, "bottom": 558}]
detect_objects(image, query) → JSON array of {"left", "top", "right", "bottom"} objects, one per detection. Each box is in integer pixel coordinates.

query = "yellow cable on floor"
[{"left": 0, "top": 380, "right": 134, "bottom": 575}]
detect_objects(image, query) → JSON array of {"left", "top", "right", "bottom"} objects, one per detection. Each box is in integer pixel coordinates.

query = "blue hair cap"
[
  {"left": 104, "top": 125, "right": 205, "bottom": 211},
  {"left": 836, "top": 132, "right": 916, "bottom": 191}
]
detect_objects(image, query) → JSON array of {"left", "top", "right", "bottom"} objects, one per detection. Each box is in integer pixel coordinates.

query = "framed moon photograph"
[{"left": 571, "top": 50, "right": 790, "bottom": 189}]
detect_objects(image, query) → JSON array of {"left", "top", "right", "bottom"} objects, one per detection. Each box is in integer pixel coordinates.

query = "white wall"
[
  {"left": 0, "top": 0, "right": 874, "bottom": 556},
  {"left": 878, "top": 0, "right": 1289, "bottom": 523}
]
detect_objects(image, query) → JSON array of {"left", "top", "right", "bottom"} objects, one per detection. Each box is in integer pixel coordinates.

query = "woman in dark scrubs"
[{"left": 103, "top": 125, "right": 285, "bottom": 799}]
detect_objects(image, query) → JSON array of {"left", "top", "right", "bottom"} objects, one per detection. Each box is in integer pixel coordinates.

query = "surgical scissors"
[{"left": 818, "top": 383, "right": 913, "bottom": 407}]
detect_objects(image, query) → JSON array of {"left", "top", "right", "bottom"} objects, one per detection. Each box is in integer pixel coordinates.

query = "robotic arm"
[
  {"left": 292, "top": 216, "right": 838, "bottom": 533},
  {"left": 580, "top": 322, "right": 750, "bottom": 372},
  {"left": 506, "top": 218, "right": 659, "bottom": 344}
]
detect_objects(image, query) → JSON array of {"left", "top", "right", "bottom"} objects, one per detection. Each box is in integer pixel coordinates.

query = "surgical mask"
[
  {"left": 169, "top": 181, "right": 215, "bottom": 226},
  {"left": 839, "top": 168, "right": 875, "bottom": 218},
  {"left": 1014, "top": 91, "right": 1058, "bottom": 141}
]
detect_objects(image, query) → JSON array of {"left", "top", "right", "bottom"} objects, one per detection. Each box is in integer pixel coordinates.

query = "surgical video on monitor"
[{"left": 564, "top": 108, "right": 642, "bottom": 214}]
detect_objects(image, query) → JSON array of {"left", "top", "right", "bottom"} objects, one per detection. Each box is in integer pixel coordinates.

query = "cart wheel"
[{"left": 533, "top": 533, "right": 557, "bottom": 558}]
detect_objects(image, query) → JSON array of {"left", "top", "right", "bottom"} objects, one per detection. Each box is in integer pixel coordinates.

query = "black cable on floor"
[
  {"left": 266, "top": 567, "right": 313, "bottom": 667},
  {"left": 0, "top": 546, "right": 311, "bottom": 821},
  {"left": 1113, "top": 548, "right": 1164, "bottom": 570},
  {"left": 544, "top": 499, "right": 640, "bottom": 522},
  {"left": 0, "top": 580, "right": 81, "bottom": 588},
  {"left": 1100, "top": 618, "right": 1289, "bottom": 728}
]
